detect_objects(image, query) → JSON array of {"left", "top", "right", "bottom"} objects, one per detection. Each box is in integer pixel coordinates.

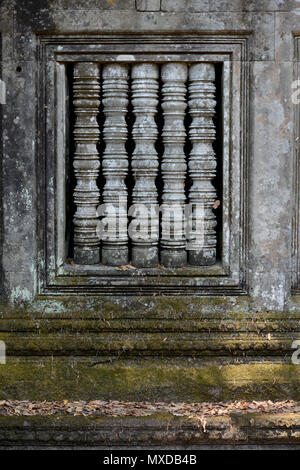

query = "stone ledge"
[{"left": 0, "top": 413, "right": 300, "bottom": 448}]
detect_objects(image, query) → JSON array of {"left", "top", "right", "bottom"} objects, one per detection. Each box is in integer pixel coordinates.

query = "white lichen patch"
[
  {"left": 19, "top": 187, "right": 33, "bottom": 211},
  {"left": 10, "top": 286, "right": 32, "bottom": 304}
]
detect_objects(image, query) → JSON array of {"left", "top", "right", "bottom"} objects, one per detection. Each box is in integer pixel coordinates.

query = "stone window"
[
  {"left": 68, "top": 61, "right": 221, "bottom": 269},
  {"left": 37, "top": 34, "right": 248, "bottom": 295}
]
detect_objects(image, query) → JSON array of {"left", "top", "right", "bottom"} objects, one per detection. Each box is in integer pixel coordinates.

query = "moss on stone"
[{"left": 0, "top": 358, "right": 300, "bottom": 402}]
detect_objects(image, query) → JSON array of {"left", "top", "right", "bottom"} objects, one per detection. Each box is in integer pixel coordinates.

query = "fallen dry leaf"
[
  {"left": 116, "top": 264, "right": 137, "bottom": 271},
  {"left": 0, "top": 400, "right": 299, "bottom": 418},
  {"left": 65, "top": 259, "right": 75, "bottom": 266}
]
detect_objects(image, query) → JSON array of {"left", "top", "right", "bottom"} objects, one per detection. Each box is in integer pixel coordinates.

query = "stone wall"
[{"left": 0, "top": 0, "right": 299, "bottom": 404}]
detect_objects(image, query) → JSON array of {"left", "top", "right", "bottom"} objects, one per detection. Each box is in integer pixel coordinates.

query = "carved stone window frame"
[{"left": 37, "top": 33, "right": 249, "bottom": 296}]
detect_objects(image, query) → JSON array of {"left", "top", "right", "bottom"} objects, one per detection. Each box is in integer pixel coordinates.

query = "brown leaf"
[
  {"left": 0, "top": 399, "right": 299, "bottom": 418},
  {"left": 116, "top": 264, "right": 137, "bottom": 271},
  {"left": 66, "top": 259, "right": 75, "bottom": 266},
  {"left": 248, "top": 403, "right": 257, "bottom": 410}
]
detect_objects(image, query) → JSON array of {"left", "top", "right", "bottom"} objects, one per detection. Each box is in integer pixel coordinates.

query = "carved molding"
[{"left": 293, "top": 36, "right": 300, "bottom": 294}]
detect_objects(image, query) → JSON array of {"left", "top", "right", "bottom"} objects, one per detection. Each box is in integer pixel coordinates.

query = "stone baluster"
[
  {"left": 101, "top": 64, "right": 129, "bottom": 266},
  {"left": 73, "top": 62, "right": 101, "bottom": 264},
  {"left": 188, "top": 63, "right": 217, "bottom": 265},
  {"left": 160, "top": 63, "right": 188, "bottom": 267},
  {"left": 131, "top": 63, "right": 159, "bottom": 267}
]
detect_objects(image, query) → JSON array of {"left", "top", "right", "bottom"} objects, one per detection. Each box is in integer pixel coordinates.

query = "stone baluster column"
[
  {"left": 101, "top": 64, "right": 129, "bottom": 266},
  {"left": 131, "top": 63, "right": 159, "bottom": 267},
  {"left": 188, "top": 63, "right": 217, "bottom": 265},
  {"left": 73, "top": 62, "right": 101, "bottom": 264},
  {"left": 160, "top": 63, "right": 188, "bottom": 267}
]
